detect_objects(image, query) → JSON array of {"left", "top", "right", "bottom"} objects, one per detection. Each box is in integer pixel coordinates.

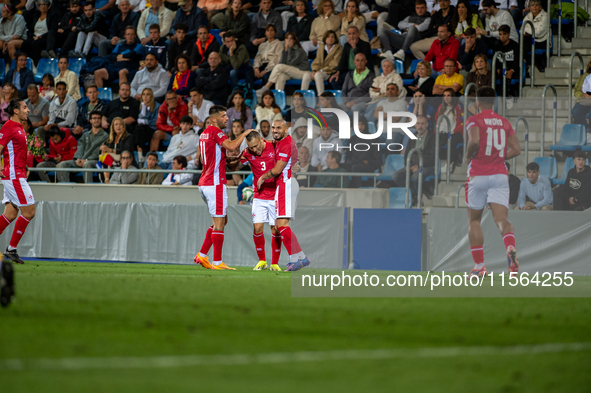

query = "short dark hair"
[
  {"left": 498, "top": 24, "right": 511, "bottom": 34},
  {"left": 180, "top": 115, "right": 193, "bottom": 125},
  {"left": 320, "top": 91, "right": 334, "bottom": 98},
  {"left": 48, "top": 126, "right": 65, "bottom": 139},
  {"left": 174, "top": 155, "right": 188, "bottom": 168},
  {"left": 209, "top": 105, "right": 227, "bottom": 116},
  {"left": 246, "top": 131, "right": 261, "bottom": 142},
  {"left": 149, "top": 23, "right": 160, "bottom": 32},
  {"left": 574, "top": 149, "right": 587, "bottom": 159},
  {"left": 27, "top": 84, "right": 38, "bottom": 92},
  {"left": 58, "top": 55, "right": 69, "bottom": 62},
  {"left": 174, "top": 23, "right": 189, "bottom": 33},
  {"left": 265, "top": 23, "right": 277, "bottom": 33},
  {"left": 89, "top": 110, "right": 103, "bottom": 119},
  {"left": 55, "top": 81, "right": 67, "bottom": 89},
  {"left": 438, "top": 23, "right": 451, "bottom": 32},
  {"left": 328, "top": 150, "right": 341, "bottom": 163},
  {"left": 5, "top": 99, "right": 24, "bottom": 117},
  {"left": 119, "top": 82, "right": 131, "bottom": 89},
  {"left": 84, "top": 1, "right": 95, "bottom": 8},
  {"left": 15, "top": 52, "right": 27, "bottom": 60},
  {"left": 86, "top": 84, "right": 98, "bottom": 91},
  {"left": 415, "top": 0, "right": 426, "bottom": 5},
  {"left": 190, "top": 87, "right": 203, "bottom": 95},
  {"left": 526, "top": 162, "right": 540, "bottom": 172},
  {"left": 146, "top": 151, "right": 159, "bottom": 160},
  {"left": 125, "top": 25, "right": 137, "bottom": 34},
  {"left": 145, "top": 52, "right": 158, "bottom": 60},
  {"left": 476, "top": 86, "right": 496, "bottom": 105},
  {"left": 464, "top": 27, "right": 476, "bottom": 36},
  {"left": 175, "top": 54, "right": 192, "bottom": 69}
]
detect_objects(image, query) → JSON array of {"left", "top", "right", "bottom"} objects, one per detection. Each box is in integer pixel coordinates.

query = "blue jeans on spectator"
[
  {"left": 159, "top": 161, "right": 173, "bottom": 170},
  {"left": 229, "top": 64, "right": 255, "bottom": 87},
  {"left": 330, "top": 71, "right": 348, "bottom": 90},
  {"left": 572, "top": 102, "right": 591, "bottom": 130}
]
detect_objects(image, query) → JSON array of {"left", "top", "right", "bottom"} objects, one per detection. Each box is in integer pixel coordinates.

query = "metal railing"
[
  {"left": 547, "top": 0, "right": 552, "bottom": 65},
  {"left": 557, "top": 0, "right": 562, "bottom": 57},
  {"left": 404, "top": 148, "right": 423, "bottom": 209},
  {"left": 514, "top": 117, "right": 529, "bottom": 176},
  {"left": 575, "top": 0, "right": 579, "bottom": 38},
  {"left": 519, "top": 20, "right": 536, "bottom": 97},
  {"left": 462, "top": 82, "right": 478, "bottom": 162},
  {"left": 455, "top": 183, "right": 466, "bottom": 209},
  {"left": 568, "top": 52, "right": 585, "bottom": 124},
  {"left": 491, "top": 51, "right": 507, "bottom": 117},
  {"left": 541, "top": 84, "right": 557, "bottom": 157},
  {"left": 434, "top": 115, "right": 451, "bottom": 195}
]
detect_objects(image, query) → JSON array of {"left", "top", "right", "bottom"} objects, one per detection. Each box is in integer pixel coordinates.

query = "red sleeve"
[
  {"left": 62, "top": 136, "right": 78, "bottom": 161},
  {"left": 424, "top": 42, "right": 435, "bottom": 63},
  {"left": 47, "top": 140, "right": 57, "bottom": 159},
  {"left": 156, "top": 106, "right": 173, "bottom": 132},
  {"left": 213, "top": 130, "right": 228, "bottom": 146},
  {"left": 0, "top": 127, "right": 12, "bottom": 148},
  {"left": 276, "top": 140, "right": 291, "bottom": 162},
  {"left": 453, "top": 107, "right": 464, "bottom": 134},
  {"left": 449, "top": 39, "right": 460, "bottom": 61}
]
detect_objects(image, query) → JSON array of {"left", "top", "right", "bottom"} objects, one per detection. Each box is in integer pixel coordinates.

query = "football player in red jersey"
[
  {"left": 230, "top": 131, "right": 282, "bottom": 271},
  {"left": 257, "top": 119, "right": 310, "bottom": 271},
  {"left": 465, "top": 87, "right": 521, "bottom": 277},
  {"left": 0, "top": 100, "right": 35, "bottom": 264},
  {"left": 195, "top": 105, "right": 256, "bottom": 270}
]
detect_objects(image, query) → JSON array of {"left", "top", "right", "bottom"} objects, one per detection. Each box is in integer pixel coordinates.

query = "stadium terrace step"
[
  {"left": 549, "top": 55, "right": 591, "bottom": 68},
  {"left": 505, "top": 108, "right": 571, "bottom": 117},
  {"left": 568, "top": 38, "right": 591, "bottom": 49},
  {"left": 561, "top": 47, "right": 591, "bottom": 55},
  {"left": 576, "top": 26, "right": 591, "bottom": 38},
  {"left": 431, "top": 195, "right": 465, "bottom": 208},
  {"left": 521, "top": 86, "right": 571, "bottom": 97}
]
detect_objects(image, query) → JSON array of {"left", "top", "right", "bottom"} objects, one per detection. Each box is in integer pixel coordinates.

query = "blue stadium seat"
[
  {"left": 325, "top": 90, "right": 342, "bottom": 105},
  {"left": 0, "top": 59, "right": 5, "bottom": 83},
  {"left": 210, "top": 29, "right": 223, "bottom": 45},
  {"left": 553, "top": 157, "right": 590, "bottom": 185},
  {"left": 35, "top": 58, "right": 59, "bottom": 83},
  {"left": 98, "top": 87, "right": 113, "bottom": 102},
  {"left": 533, "top": 156, "right": 558, "bottom": 179},
  {"left": 424, "top": 158, "right": 442, "bottom": 182},
  {"left": 368, "top": 121, "right": 377, "bottom": 135},
  {"left": 409, "top": 59, "right": 421, "bottom": 74},
  {"left": 393, "top": 59, "right": 404, "bottom": 75},
  {"left": 377, "top": 154, "right": 405, "bottom": 181},
  {"left": 296, "top": 89, "right": 316, "bottom": 108},
  {"left": 250, "top": 89, "right": 257, "bottom": 110},
  {"left": 550, "top": 124, "right": 587, "bottom": 151},
  {"left": 271, "top": 89, "right": 286, "bottom": 110},
  {"left": 69, "top": 58, "right": 87, "bottom": 76},
  {"left": 157, "top": 151, "right": 165, "bottom": 164},
  {"left": 10, "top": 57, "right": 33, "bottom": 70},
  {"left": 389, "top": 187, "right": 411, "bottom": 209}
]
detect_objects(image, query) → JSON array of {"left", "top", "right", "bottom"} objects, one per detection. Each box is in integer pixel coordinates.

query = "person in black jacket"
[
  {"left": 190, "top": 26, "right": 220, "bottom": 71},
  {"left": 553, "top": 150, "right": 591, "bottom": 211},
  {"left": 347, "top": 114, "right": 383, "bottom": 188},
  {"left": 101, "top": 82, "right": 140, "bottom": 132},
  {"left": 329, "top": 26, "right": 372, "bottom": 90},
  {"left": 20, "top": 0, "right": 57, "bottom": 62},
  {"left": 4, "top": 52, "right": 35, "bottom": 99},
  {"left": 68, "top": 1, "right": 108, "bottom": 58},
  {"left": 493, "top": 24, "right": 520, "bottom": 99},
  {"left": 195, "top": 51, "right": 229, "bottom": 105},
  {"left": 286, "top": 0, "right": 314, "bottom": 43},
  {"left": 97, "top": 0, "right": 140, "bottom": 57},
  {"left": 407, "top": 60, "right": 435, "bottom": 97},
  {"left": 167, "top": 23, "right": 193, "bottom": 72},
  {"left": 41, "top": 0, "right": 83, "bottom": 58},
  {"left": 144, "top": 24, "right": 169, "bottom": 68},
  {"left": 457, "top": 28, "right": 487, "bottom": 74},
  {"left": 409, "top": 0, "right": 456, "bottom": 59},
  {"left": 74, "top": 85, "right": 106, "bottom": 137}
]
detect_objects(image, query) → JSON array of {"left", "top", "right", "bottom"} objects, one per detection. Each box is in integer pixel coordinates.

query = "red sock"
[
  {"left": 503, "top": 233, "right": 515, "bottom": 251},
  {"left": 470, "top": 246, "right": 484, "bottom": 265},
  {"left": 199, "top": 226, "right": 213, "bottom": 255},
  {"left": 0, "top": 214, "right": 11, "bottom": 235},
  {"left": 253, "top": 231, "right": 266, "bottom": 261},
  {"left": 211, "top": 230, "right": 224, "bottom": 263},
  {"left": 271, "top": 234, "right": 282, "bottom": 265},
  {"left": 9, "top": 216, "right": 30, "bottom": 249},
  {"left": 278, "top": 226, "right": 302, "bottom": 256}
]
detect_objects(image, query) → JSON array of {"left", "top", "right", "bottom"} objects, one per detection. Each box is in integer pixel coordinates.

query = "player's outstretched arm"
[
  {"left": 222, "top": 129, "right": 258, "bottom": 152},
  {"left": 505, "top": 134, "right": 521, "bottom": 160},
  {"left": 465, "top": 126, "right": 480, "bottom": 163},
  {"left": 256, "top": 160, "right": 288, "bottom": 190}
]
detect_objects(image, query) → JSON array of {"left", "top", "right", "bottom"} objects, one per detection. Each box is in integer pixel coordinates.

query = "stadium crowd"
[{"left": 1, "top": 0, "right": 587, "bottom": 209}]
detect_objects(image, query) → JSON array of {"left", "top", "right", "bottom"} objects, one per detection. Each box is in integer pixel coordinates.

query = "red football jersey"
[
  {"left": 198, "top": 125, "right": 229, "bottom": 186},
  {"left": 0, "top": 120, "right": 29, "bottom": 180},
  {"left": 466, "top": 109, "right": 515, "bottom": 177},
  {"left": 274, "top": 135, "right": 298, "bottom": 184},
  {"left": 240, "top": 140, "right": 277, "bottom": 200}
]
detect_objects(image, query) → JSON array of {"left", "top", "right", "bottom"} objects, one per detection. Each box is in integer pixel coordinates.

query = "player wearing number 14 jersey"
[{"left": 465, "top": 87, "right": 521, "bottom": 277}]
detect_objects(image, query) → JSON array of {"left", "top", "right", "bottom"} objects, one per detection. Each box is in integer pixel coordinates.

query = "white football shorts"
[
  {"left": 465, "top": 174, "right": 510, "bottom": 210},
  {"left": 252, "top": 198, "right": 276, "bottom": 225},
  {"left": 2, "top": 178, "right": 35, "bottom": 207},
  {"left": 199, "top": 184, "right": 228, "bottom": 217}
]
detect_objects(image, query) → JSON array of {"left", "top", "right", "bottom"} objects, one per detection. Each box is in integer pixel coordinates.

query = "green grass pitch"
[{"left": 1, "top": 261, "right": 590, "bottom": 392}]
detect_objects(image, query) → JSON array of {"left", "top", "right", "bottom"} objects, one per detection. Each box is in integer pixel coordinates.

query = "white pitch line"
[{"left": 2, "top": 342, "right": 590, "bottom": 372}]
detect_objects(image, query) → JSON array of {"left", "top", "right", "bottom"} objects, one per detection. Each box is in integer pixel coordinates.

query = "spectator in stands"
[
  {"left": 0, "top": 4, "right": 28, "bottom": 61},
  {"left": 135, "top": 88, "right": 161, "bottom": 161},
  {"left": 377, "top": 0, "right": 415, "bottom": 35},
  {"left": 434, "top": 87, "right": 464, "bottom": 171},
  {"left": 26, "top": 85, "right": 49, "bottom": 131},
  {"left": 522, "top": 0, "right": 548, "bottom": 73},
  {"left": 329, "top": 26, "right": 371, "bottom": 90},
  {"left": 95, "top": 27, "right": 145, "bottom": 88},
  {"left": 136, "top": 151, "right": 164, "bottom": 184},
  {"left": 301, "top": 0, "right": 341, "bottom": 53},
  {"left": 198, "top": 0, "right": 230, "bottom": 25},
  {"left": 259, "top": 119, "right": 273, "bottom": 140},
  {"left": 167, "top": 23, "right": 193, "bottom": 72},
  {"left": 143, "top": 24, "right": 168, "bottom": 68},
  {"left": 315, "top": 150, "right": 348, "bottom": 187},
  {"left": 476, "top": 0, "right": 518, "bottom": 50},
  {"left": 553, "top": 150, "right": 591, "bottom": 211},
  {"left": 466, "top": 54, "right": 491, "bottom": 114},
  {"left": 195, "top": 51, "right": 229, "bottom": 105},
  {"left": 188, "top": 87, "right": 213, "bottom": 131},
  {"left": 286, "top": 0, "right": 314, "bottom": 43},
  {"left": 97, "top": 0, "right": 140, "bottom": 57},
  {"left": 253, "top": 24, "right": 283, "bottom": 85},
  {"left": 477, "top": 0, "right": 520, "bottom": 31},
  {"left": 409, "top": 0, "right": 456, "bottom": 60},
  {"left": 493, "top": 24, "right": 520, "bottom": 100},
  {"left": 457, "top": 28, "right": 487, "bottom": 76},
  {"left": 42, "top": 0, "right": 82, "bottom": 58},
  {"left": 372, "top": 83, "right": 407, "bottom": 124},
  {"left": 167, "top": 54, "right": 196, "bottom": 98},
  {"left": 191, "top": 26, "right": 221, "bottom": 71},
  {"left": 20, "top": 0, "right": 55, "bottom": 62},
  {"left": 56, "top": 111, "right": 108, "bottom": 183},
  {"left": 40, "top": 73, "right": 55, "bottom": 102},
  {"left": 572, "top": 60, "right": 591, "bottom": 131},
  {"left": 4, "top": 52, "right": 35, "bottom": 99},
  {"left": 36, "top": 126, "right": 78, "bottom": 182},
  {"left": 256, "top": 90, "right": 283, "bottom": 129},
  {"left": 220, "top": 31, "right": 255, "bottom": 87},
  {"left": 74, "top": 85, "right": 106, "bottom": 137},
  {"left": 453, "top": 0, "right": 483, "bottom": 38},
  {"left": 255, "top": 32, "right": 309, "bottom": 94},
  {"left": 423, "top": 24, "right": 460, "bottom": 74},
  {"left": 69, "top": 1, "right": 108, "bottom": 58},
  {"left": 342, "top": 52, "right": 375, "bottom": 113},
  {"left": 311, "top": 125, "right": 343, "bottom": 170},
  {"left": 291, "top": 117, "right": 315, "bottom": 152},
  {"left": 101, "top": 82, "right": 140, "bottom": 132},
  {"left": 161, "top": 155, "right": 193, "bottom": 185},
  {"left": 408, "top": 60, "right": 435, "bottom": 97},
  {"left": 224, "top": 90, "right": 253, "bottom": 134},
  {"left": 55, "top": 57, "right": 81, "bottom": 101},
  {"left": 296, "top": 145, "right": 317, "bottom": 187},
  {"left": 160, "top": 115, "right": 199, "bottom": 169},
  {"left": 378, "top": 0, "right": 430, "bottom": 61},
  {"left": 131, "top": 53, "right": 170, "bottom": 102},
  {"left": 433, "top": 58, "right": 464, "bottom": 96},
  {"left": 369, "top": 58, "right": 405, "bottom": 112},
  {"left": 106, "top": 150, "right": 138, "bottom": 184},
  {"left": 302, "top": 30, "right": 342, "bottom": 95},
  {"left": 101, "top": 117, "right": 135, "bottom": 174},
  {"left": 248, "top": 0, "right": 283, "bottom": 57},
  {"left": 218, "top": 0, "right": 251, "bottom": 45},
  {"left": 41, "top": 81, "right": 78, "bottom": 141},
  {"left": 346, "top": 115, "right": 382, "bottom": 187},
  {"left": 515, "top": 161, "right": 553, "bottom": 210},
  {"left": 152, "top": 90, "right": 189, "bottom": 150},
  {"left": 339, "top": 0, "right": 368, "bottom": 46},
  {"left": 284, "top": 91, "right": 312, "bottom": 125},
  {"left": 138, "top": 0, "right": 175, "bottom": 45},
  {"left": 408, "top": 90, "right": 435, "bottom": 123},
  {"left": 0, "top": 83, "right": 18, "bottom": 123},
  {"left": 169, "top": 0, "right": 207, "bottom": 41},
  {"left": 392, "top": 115, "right": 435, "bottom": 204}
]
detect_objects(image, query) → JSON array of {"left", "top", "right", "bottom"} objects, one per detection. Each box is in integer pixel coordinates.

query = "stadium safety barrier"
[
  {"left": 454, "top": 183, "right": 466, "bottom": 209},
  {"left": 541, "top": 84, "right": 557, "bottom": 157},
  {"left": 569, "top": 52, "right": 585, "bottom": 124},
  {"left": 546, "top": 0, "right": 552, "bottom": 65},
  {"left": 557, "top": 0, "right": 562, "bottom": 57},
  {"left": 491, "top": 51, "right": 507, "bottom": 117},
  {"left": 404, "top": 148, "right": 423, "bottom": 209},
  {"left": 519, "top": 20, "right": 536, "bottom": 97},
  {"left": 462, "top": 82, "right": 478, "bottom": 163},
  {"left": 514, "top": 116, "right": 530, "bottom": 176},
  {"left": 434, "top": 115, "right": 452, "bottom": 196}
]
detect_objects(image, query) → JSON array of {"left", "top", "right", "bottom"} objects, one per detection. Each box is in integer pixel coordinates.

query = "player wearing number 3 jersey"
[{"left": 465, "top": 87, "right": 521, "bottom": 277}]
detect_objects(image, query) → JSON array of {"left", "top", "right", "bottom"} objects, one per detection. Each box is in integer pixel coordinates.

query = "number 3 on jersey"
[
  {"left": 485, "top": 127, "right": 506, "bottom": 157},
  {"left": 260, "top": 161, "right": 266, "bottom": 171}
]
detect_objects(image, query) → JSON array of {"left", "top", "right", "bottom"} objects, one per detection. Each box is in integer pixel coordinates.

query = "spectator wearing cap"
[
  {"left": 247, "top": 0, "right": 283, "bottom": 57},
  {"left": 477, "top": 0, "right": 521, "bottom": 31},
  {"left": 169, "top": 0, "right": 207, "bottom": 41},
  {"left": 136, "top": 151, "right": 164, "bottom": 184},
  {"left": 423, "top": 24, "right": 460, "bottom": 74},
  {"left": 138, "top": 0, "right": 175, "bottom": 44},
  {"left": 409, "top": 0, "right": 456, "bottom": 60},
  {"left": 516, "top": 162, "right": 553, "bottom": 210},
  {"left": 476, "top": 0, "right": 518, "bottom": 50},
  {"left": 191, "top": 25, "right": 221, "bottom": 71},
  {"left": 220, "top": 31, "right": 255, "bottom": 87},
  {"left": 167, "top": 23, "right": 194, "bottom": 73},
  {"left": 97, "top": 0, "right": 140, "bottom": 57}
]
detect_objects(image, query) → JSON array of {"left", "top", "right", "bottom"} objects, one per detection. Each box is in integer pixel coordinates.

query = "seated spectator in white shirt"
[
  {"left": 107, "top": 150, "right": 139, "bottom": 184},
  {"left": 160, "top": 115, "right": 200, "bottom": 169},
  {"left": 162, "top": 155, "right": 193, "bottom": 185},
  {"left": 311, "top": 125, "right": 344, "bottom": 170},
  {"left": 372, "top": 83, "right": 408, "bottom": 123},
  {"left": 516, "top": 161, "right": 553, "bottom": 210},
  {"left": 188, "top": 87, "right": 213, "bottom": 132}
]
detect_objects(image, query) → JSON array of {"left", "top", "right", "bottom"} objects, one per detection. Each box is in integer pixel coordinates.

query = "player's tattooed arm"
[{"left": 257, "top": 160, "right": 288, "bottom": 189}]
